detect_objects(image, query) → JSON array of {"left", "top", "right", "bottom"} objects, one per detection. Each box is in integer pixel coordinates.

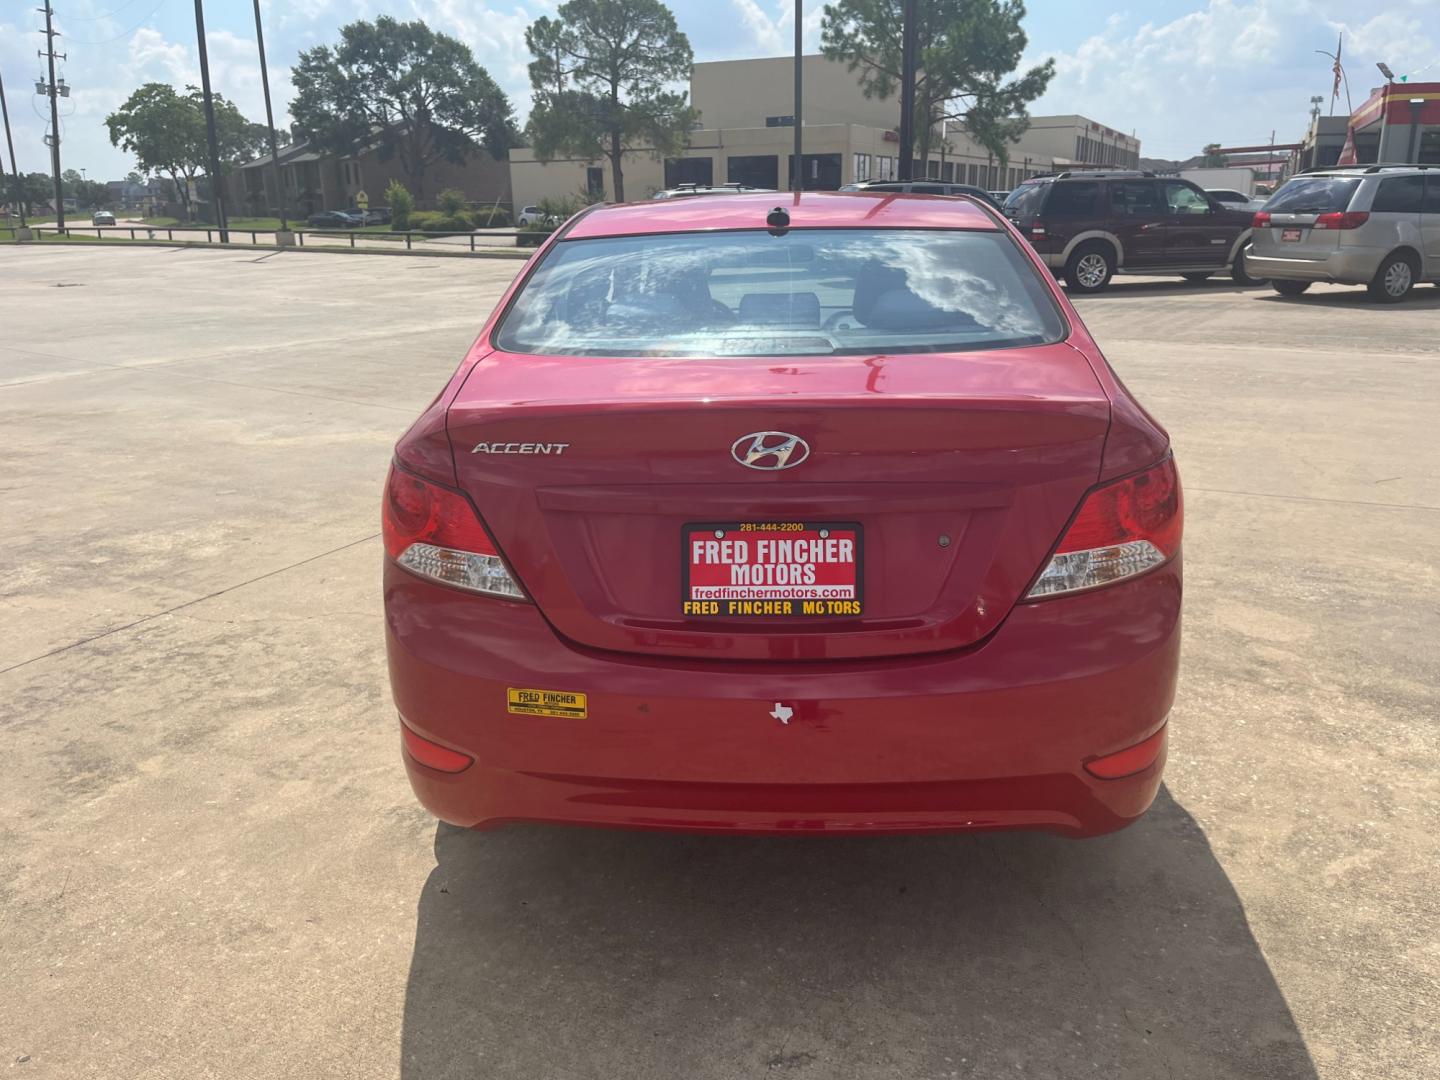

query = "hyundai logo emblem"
[{"left": 731, "top": 431, "right": 810, "bottom": 471}]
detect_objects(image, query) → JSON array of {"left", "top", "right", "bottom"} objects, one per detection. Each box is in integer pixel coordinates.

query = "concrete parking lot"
[{"left": 1, "top": 245, "right": 1435, "bottom": 1079}]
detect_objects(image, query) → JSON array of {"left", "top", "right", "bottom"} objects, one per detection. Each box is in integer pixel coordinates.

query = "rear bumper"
[
  {"left": 385, "top": 558, "right": 1182, "bottom": 837},
  {"left": 1246, "top": 246, "right": 1380, "bottom": 285}
]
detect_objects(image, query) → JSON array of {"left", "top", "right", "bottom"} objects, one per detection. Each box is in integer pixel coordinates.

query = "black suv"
[{"left": 1003, "top": 171, "right": 1263, "bottom": 293}]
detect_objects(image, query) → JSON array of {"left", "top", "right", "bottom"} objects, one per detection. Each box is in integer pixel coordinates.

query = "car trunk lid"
[{"left": 448, "top": 346, "right": 1110, "bottom": 661}]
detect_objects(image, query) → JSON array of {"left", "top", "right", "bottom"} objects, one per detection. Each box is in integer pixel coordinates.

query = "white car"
[
  {"left": 1206, "top": 188, "right": 1266, "bottom": 213},
  {"left": 516, "top": 206, "right": 551, "bottom": 227},
  {"left": 91, "top": 210, "right": 117, "bottom": 226}
]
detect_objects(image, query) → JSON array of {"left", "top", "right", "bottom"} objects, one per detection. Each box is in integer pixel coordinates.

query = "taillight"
[
  {"left": 1313, "top": 211, "right": 1369, "bottom": 230},
  {"left": 382, "top": 464, "right": 526, "bottom": 599},
  {"left": 1251, "top": 211, "right": 1270, "bottom": 228},
  {"left": 1025, "top": 456, "right": 1182, "bottom": 599}
]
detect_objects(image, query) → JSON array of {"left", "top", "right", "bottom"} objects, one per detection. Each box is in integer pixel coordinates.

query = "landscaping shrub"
[
  {"left": 408, "top": 210, "right": 473, "bottom": 233},
  {"left": 386, "top": 180, "right": 414, "bottom": 231},
  {"left": 471, "top": 205, "right": 512, "bottom": 228},
  {"left": 436, "top": 188, "right": 467, "bottom": 218}
]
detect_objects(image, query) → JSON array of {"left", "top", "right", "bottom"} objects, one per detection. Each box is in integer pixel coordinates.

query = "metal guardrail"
[{"left": 19, "top": 223, "right": 546, "bottom": 253}]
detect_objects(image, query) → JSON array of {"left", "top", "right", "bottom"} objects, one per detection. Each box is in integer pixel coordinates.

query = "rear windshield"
[
  {"left": 495, "top": 228, "right": 1066, "bottom": 357},
  {"left": 1264, "top": 177, "right": 1361, "bottom": 213},
  {"left": 1003, "top": 183, "right": 1045, "bottom": 216}
]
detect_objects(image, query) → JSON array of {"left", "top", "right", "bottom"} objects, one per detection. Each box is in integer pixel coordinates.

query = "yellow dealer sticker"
[{"left": 507, "top": 687, "right": 588, "bottom": 719}]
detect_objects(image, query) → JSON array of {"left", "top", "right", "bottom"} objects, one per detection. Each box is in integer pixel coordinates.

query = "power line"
[
  {"left": 59, "top": 0, "right": 170, "bottom": 44},
  {"left": 61, "top": 0, "right": 150, "bottom": 21}
]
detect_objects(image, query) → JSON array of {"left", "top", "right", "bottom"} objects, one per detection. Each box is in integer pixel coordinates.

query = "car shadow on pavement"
[
  {"left": 1254, "top": 287, "right": 1440, "bottom": 310},
  {"left": 400, "top": 787, "right": 1317, "bottom": 1080},
  {"left": 1066, "top": 279, "right": 1267, "bottom": 299}
]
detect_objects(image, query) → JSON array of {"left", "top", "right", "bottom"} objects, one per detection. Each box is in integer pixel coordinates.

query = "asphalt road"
[{"left": 1, "top": 246, "right": 1436, "bottom": 1080}]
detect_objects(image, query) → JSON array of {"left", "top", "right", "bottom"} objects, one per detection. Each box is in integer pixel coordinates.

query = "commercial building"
[
  {"left": 227, "top": 130, "right": 511, "bottom": 218},
  {"left": 1343, "top": 81, "right": 1440, "bottom": 164},
  {"left": 1287, "top": 84, "right": 1440, "bottom": 174},
  {"left": 509, "top": 55, "right": 1139, "bottom": 206}
]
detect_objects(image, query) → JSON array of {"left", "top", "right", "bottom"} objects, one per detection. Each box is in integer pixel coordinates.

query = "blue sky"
[{"left": 3, "top": 0, "right": 1436, "bottom": 180}]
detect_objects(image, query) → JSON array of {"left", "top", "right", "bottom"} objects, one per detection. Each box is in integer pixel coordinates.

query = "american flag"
[{"left": 1332, "top": 35, "right": 1343, "bottom": 101}]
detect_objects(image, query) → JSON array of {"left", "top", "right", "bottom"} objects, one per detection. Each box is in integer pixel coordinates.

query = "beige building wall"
[
  {"left": 509, "top": 122, "right": 1079, "bottom": 209},
  {"left": 691, "top": 55, "right": 895, "bottom": 130},
  {"left": 1021, "top": 115, "right": 1141, "bottom": 168},
  {"left": 507, "top": 57, "right": 1143, "bottom": 208}
]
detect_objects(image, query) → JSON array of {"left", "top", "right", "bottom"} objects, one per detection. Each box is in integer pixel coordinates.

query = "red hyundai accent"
[{"left": 383, "top": 192, "right": 1181, "bottom": 837}]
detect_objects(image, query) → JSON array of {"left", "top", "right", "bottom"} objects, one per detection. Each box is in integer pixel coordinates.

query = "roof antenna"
[{"left": 766, "top": 206, "right": 790, "bottom": 235}]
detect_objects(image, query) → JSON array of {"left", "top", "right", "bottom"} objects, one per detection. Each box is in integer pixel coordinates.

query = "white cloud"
[
  {"left": 732, "top": 0, "right": 783, "bottom": 55},
  {"left": 728, "top": 0, "right": 823, "bottom": 58},
  {"left": 1026, "top": 0, "right": 1439, "bottom": 160}
]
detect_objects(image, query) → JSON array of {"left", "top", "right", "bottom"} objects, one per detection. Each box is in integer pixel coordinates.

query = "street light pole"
[
  {"left": 792, "top": 0, "right": 802, "bottom": 193},
  {"left": 1377, "top": 62, "right": 1395, "bottom": 164},
  {"left": 252, "top": 0, "right": 287, "bottom": 230},
  {"left": 0, "top": 62, "right": 27, "bottom": 227},
  {"left": 39, "top": 0, "right": 64, "bottom": 228},
  {"left": 898, "top": 0, "right": 917, "bottom": 180},
  {"left": 193, "top": 0, "right": 229, "bottom": 241}
]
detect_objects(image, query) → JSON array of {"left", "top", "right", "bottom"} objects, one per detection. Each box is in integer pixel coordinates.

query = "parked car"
[
  {"left": 359, "top": 207, "right": 390, "bottom": 225},
  {"left": 1003, "top": 170, "right": 1263, "bottom": 292},
  {"left": 988, "top": 190, "right": 1012, "bottom": 204},
  {"left": 1247, "top": 165, "right": 1440, "bottom": 303},
  {"left": 305, "top": 210, "right": 361, "bottom": 229},
  {"left": 1206, "top": 188, "right": 1265, "bottom": 213},
  {"left": 382, "top": 191, "right": 1182, "bottom": 837},
  {"left": 841, "top": 179, "right": 1002, "bottom": 208},
  {"left": 516, "top": 205, "right": 551, "bottom": 227},
  {"left": 91, "top": 210, "right": 116, "bottom": 226},
  {"left": 652, "top": 182, "right": 777, "bottom": 199}
]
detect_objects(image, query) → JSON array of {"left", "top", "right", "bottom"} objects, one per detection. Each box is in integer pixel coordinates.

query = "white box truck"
[{"left": 1180, "top": 167, "right": 1256, "bottom": 195}]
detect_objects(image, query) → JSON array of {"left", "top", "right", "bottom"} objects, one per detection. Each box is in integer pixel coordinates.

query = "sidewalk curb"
[{"left": 14, "top": 236, "right": 532, "bottom": 260}]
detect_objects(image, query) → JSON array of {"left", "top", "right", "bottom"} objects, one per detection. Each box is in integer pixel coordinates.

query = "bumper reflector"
[
  {"left": 401, "top": 720, "right": 473, "bottom": 773},
  {"left": 1084, "top": 725, "right": 1167, "bottom": 780}
]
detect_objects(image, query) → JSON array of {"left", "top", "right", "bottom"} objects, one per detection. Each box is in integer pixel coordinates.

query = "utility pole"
[
  {"left": 0, "top": 62, "right": 27, "bottom": 228},
  {"left": 251, "top": 0, "right": 287, "bottom": 230},
  {"left": 193, "top": 0, "right": 229, "bottom": 240},
  {"left": 38, "top": 0, "right": 64, "bottom": 228},
  {"left": 792, "top": 0, "right": 802, "bottom": 192},
  {"left": 898, "top": 0, "right": 917, "bottom": 180}
]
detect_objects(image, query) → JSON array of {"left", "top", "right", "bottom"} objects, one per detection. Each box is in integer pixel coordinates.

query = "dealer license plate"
[
  {"left": 1281, "top": 228, "right": 1302, "bottom": 242},
  {"left": 682, "top": 522, "right": 863, "bottom": 618}
]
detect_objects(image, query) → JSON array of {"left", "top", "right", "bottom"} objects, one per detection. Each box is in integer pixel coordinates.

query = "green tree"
[
  {"left": 105, "top": 83, "right": 267, "bottom": 220},
  {"left": 77, "top": 180, "right": 112, "bottom": 209},
  {"left": 290, "top": 17, "right": 516, "bottom": 201},
  {"left": 385, "top": 179, "right": 414, "bottom": 230},
  {"left": 821, "top": 0, "right": 1054, "bottom": 170},
  {"left": 1201, "top": 143, "right": 1226, "bottom": 167},
  {"left": 2, "top": 172, "right": 53, "bottom": 216},
  {"left": 525, "top": 0, "right": 697, "bottom": 203}
]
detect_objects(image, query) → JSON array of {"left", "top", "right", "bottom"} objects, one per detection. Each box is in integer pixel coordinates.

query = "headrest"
[{"left": 738, "top": 292, "right": 822, "bottom": 327}]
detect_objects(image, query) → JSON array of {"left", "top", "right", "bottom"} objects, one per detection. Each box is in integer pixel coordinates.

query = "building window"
[
  {"left": 728, "top": 154, "right": 779, "bottom": 189},
  {"left": 586, "top": 167, "right": 605, "bottom": 197},
  {"left": 877, "top": 155, "right": 894, "bottom": 181},
  {"left": 941, "top": 161, "right": 955, "bottom": 182},
  {"left": 852, "top": 153, "right": 871, "bottom": 182},
  {"left": 787, "top": 153, "right": 842, "bottom": 190},
  {"left": 663, "top": 156, "right": 714, "bottom": 188}
]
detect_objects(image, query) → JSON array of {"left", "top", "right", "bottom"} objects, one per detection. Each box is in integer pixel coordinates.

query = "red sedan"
[{"left": 383, "top": 192, "right": 1181, "bottom": 837}]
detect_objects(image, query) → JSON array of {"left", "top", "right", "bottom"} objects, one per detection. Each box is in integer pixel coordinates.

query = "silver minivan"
[{"left": 1247, "top": 165, "right": 1440, "bottom": 302}]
